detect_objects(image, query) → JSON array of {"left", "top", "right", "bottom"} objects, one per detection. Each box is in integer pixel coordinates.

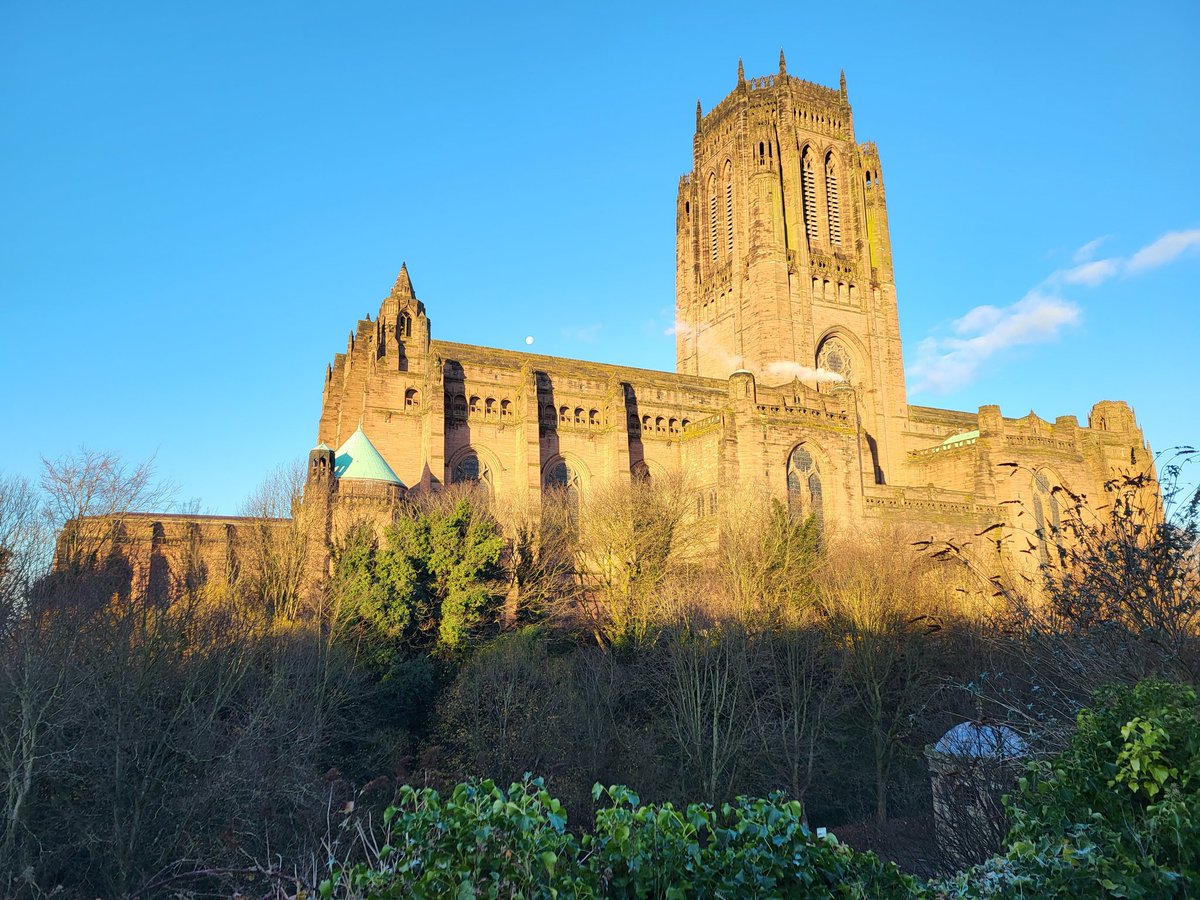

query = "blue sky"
[{"left": 2, "top": 1, "right": 1198, "bottom": 513}]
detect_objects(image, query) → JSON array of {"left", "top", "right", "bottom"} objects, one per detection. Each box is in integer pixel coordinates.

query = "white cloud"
[
  {"left": 1072, "top": 235, "right": 1111, "bottom": 264},
  {"left": 911, "top": 226, "right": 1199, "bottom": 395},
  {"left": 910, "top": 291, "right": 1081, "bottom": 394},
  {"left": 1059, "top": 258, "right": 1120, "bottom": 286},
  {"left": 763, "top": 360, "right": 845, "bottom": 383},
  {"left": 1126, "top": 229, "right": 1200, "bottom": 273}
]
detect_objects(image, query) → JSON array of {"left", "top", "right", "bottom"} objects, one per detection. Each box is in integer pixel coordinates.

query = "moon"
[{"left": 524, "top": 336, "right": 534, "bottom": 345}]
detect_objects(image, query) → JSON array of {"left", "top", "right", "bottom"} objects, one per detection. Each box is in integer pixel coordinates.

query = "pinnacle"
[
  {"left": 737, "top": 58, "right": 745, "bottom": 84},
  {"left": 391, "top": 261, "right": 415, "bottom": 298},
  {"left": 779, "top": 49, "right": 787, "bottom": 75}
]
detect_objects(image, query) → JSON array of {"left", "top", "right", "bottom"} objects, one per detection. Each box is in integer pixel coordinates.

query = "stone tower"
[{"left": 675, "top": 54, "right": 909, "bottom": 481}]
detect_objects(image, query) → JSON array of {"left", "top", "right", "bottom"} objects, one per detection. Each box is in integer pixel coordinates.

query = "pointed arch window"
[
  {"left": 1032, "top": 470, "right": 1063, "bottom": 567},
  {"left": 544, "top": 458, "right": 580, "bottom": 518},
  {"left": 787, "top": 446, "right": 824, "bottom": 528},
  {"left": 451, "top": 450, "right": 492, "bottom": 494},
  {"left": 825, "top": 152, "right": 841, "bottom": 246},
  {"left": 725, "top": 176, "right": 734, "bottom": 254},
  {"left": 816, "top": 337, "right": 853, "bottom": 385},
  {"left": 801, "top": 147, "right": 819, "bottom": 242},
  {"left": 709, "top": 174, "right": 719, "bottom": 262},
  {"left": 398, "top": 311, "right": 413, "bottom": 340}
]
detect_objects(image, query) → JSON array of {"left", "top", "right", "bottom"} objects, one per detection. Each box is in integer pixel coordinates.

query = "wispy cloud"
[
  {"left": 911, "top": 228, "right": 1200, "bottom": 395},
  {"left": 1126, "top": 229, "right": 1200, "bottom": 273},
  {"left": 561, "top": 323, "right": 602, "bottom": 343},
  {"left": 910, "top": 291, "right": 1081, "bottom": 394},
  {"left": 1072, "top": 235, "right": 1111, "bottom": 264}
]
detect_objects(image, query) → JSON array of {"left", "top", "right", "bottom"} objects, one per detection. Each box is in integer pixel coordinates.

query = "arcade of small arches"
[{"left": 445, "top": 392, "right": 515, "bottom": 424}]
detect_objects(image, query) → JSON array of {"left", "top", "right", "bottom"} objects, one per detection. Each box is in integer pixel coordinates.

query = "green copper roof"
[
  {"left": 941, "top": 429, "right": 980, "bottom": 447},
  {"left": 334, "top": 426, "right": 404, "bottom": 486},
  {"left": 314, "top": 441, "right": 332, "bottom": 452}
]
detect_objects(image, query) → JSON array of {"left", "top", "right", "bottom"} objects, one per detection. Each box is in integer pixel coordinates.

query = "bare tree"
[
  {"left": 573, "top": 472, "right": 696, "bottom": 647},
  {"left": 819, "top": 526, "right": 942, "bottom": 824},
  {"left": 238, "top": 461, "right": 310, "bottom": 621}
]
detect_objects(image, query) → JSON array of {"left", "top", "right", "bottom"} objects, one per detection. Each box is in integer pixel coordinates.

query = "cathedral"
[
  {"left": 76, "top": 57, "right": 1153, "bottom": 593},
  {"left": 307, "top": 55, "right": 1151, "bottom": 580}
]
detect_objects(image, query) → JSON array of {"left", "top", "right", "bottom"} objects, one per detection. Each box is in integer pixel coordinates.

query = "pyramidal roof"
[{"left": 334, "top": 426, "right": 404, "bottom": 486}]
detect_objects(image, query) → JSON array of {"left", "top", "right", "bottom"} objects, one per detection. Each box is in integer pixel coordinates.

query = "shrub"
[{"left": 321, "top": 777, "right": 922, "bottom": 898}]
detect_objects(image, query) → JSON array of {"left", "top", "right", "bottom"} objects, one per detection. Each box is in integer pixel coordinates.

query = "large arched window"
[
  {"left": 825, "top": 151, "right": 841, "bottom": 246},
  {"left": 724, "top": 161, "right": 734, "bottom": 255},
  {"left": 816, "top": 336, "right": 853, "bottom": 385},
  {"left": 1032, "top": 470, "right": 1063, "bottom": 567},
  {"left": 708, "top": 173, "right": 719, "bottom": 262},
  {"left": 451, "top": 450, "right": 492, "bottom": 494},
  {"left": 544, "top": 458, "right": 581, "bottom": 517},
  {"left": 787, "top": 445, "right": 824, "bottom": 527},
  {"left": 801, "top": 147, "right": 819, "bottom": 242},
  {"left": 398, "top": 311, "right": 413, "bottom": 340}
]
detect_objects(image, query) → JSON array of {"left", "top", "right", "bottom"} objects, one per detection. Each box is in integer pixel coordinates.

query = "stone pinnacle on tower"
[
  {"left": 737, "top": 58, "right": 745, "bottom": 86},
  {"left": 840, "top": 69, "right": 847, "bottom": 97},
  {"left": 695, "top": 99, "right": 702, "bottom": 131},
  {"left": 391, "top": 261, "right": 415, "bottom": 299},
  {"left": 779, "top": 48, "right": 787, "bottom": 76}
]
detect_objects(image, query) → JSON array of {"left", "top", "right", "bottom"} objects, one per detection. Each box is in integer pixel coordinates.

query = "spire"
[
  {"left": 737, "top": 58, "right": 745, "bottom": 86},
  {"left": 391, "top": 261, "right": 415, "bottom": 299},
  {"left": 695, "top": 98, "right": 702, "bottom": 131},
  {"left": 839, "top": 69, "right": 847, "bottom": 97},
  {"left": 779, "top": 48, "right": 787, "bottom": 76}
]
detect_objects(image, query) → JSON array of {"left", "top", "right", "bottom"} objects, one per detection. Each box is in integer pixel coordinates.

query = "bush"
[
  {"left": 941, "top": 679, "right": 1200, "bottom": 898},
  {"left": 321, "top": 777, "right": 922, "bottom": 898}
]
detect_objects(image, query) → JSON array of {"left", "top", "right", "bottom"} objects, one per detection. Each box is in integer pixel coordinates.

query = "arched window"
[
  {"left": 787, "top": 446, "right": 824, "bottom": 527},
  {"left": 559, "top": 406, "right": 569, "bottom": 424},
  {"left": 1032, "top": 470, "right": 1063, "bottom": 567},
  {"left": 668, "top": 418, "right": 679, "bottom": 435},
  {"left": 452, "top": 394, "right": 468, "bottom": 420},
  {"left": 500, "top": 399, "right": 512, "bottom": 418},
  {"left": 485, "top": 397, "right": 496, "bottom": 418},
  {"left": 398, "top": 312, "right": 413, "bottom": 340},
  {"left": 544, "top": 458, "right": 580, "bottom": 516},
  {"left": 469, "top": 396, "right": 481, "bottom": 416},
  {"left": 708, "top": 173, "right": 719, "bottom": 261},
  {"left": 588, "top": 409, "right": 600, "bottom": 427},
  {"left": 817, "top": 336, "right": 853, "bottom": 385},
  {"left": 655, "top": 416, "right": 665, "bottom": 433},
  {"left": 404, "top": 388, "right": 420, "bottom": 411},
  {"left": 629, "top": 413, "right": 641, "bottom": 432},
  {"left": 801, "top": 147, "right": 819, "bottom": 242},
  {"left": 725, "top": 170, "right": 734, "bottom": 254},
  {"left": 825, "top": 152, "right": 841, "bottom": 246},
  {"left": 574, "top": 407, "right": 584, "bottom": 426},
  {"left": 451, "top": 450, "right": 492, "bottom": 492},
  {"left": 641, "top": 415, "right": 651, "bottom": 432}
]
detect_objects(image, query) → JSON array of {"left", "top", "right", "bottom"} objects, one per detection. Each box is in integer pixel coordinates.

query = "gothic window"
[
  {"left": 398, "top": 311, "right": 413, "bottom": 339},
  {"left": 484, "top": 398, "right": 496, "bottom": 418},
  {"left": 559, "top": 406, "right": 569, "bottom": 424},
  {"left": 825, "top": 152, "right": 841, "bottom": 246},
  {"left": 452, "top": 394, "right": 468, "bottom": 420},
  {"left": 642, "top": 414, "right": 651, "bottom": 432},
  {"left": 500, "top": 399, "right": 512, "bottom": 418},
  {"left": 817, "top": 337, "right": 853, "bottom": 385},
  {"left": 681, "top": 418, "right": 690, "bottom": 430},
  {"left": 709, "top": 174, "right": 719, "bottom": 261},
  {"left": 668, "top": 418, "right": 679, "bottom": 435},
  {"left": 469, "top": 396, "right": 481, "bottom": 416},
  {"left": 451, "top": 450, "right": 492, "bottom": 493},
  {"left": 544, "top": 458, "right": 580, "bottom": 515},
  {"left": 1032, "top": 470, "right": 1063, "bottom": 567},
  {"left": 589, "top": 409, "right": 600, "bottom": 427},
  {"left": 655, "top": 416, "right": 665, "bottom": 433},
  {"left": 725, "top": 174, "right": 734, "bottom": 254},
  {"left": 404, "top": 388, "right": 420, "bottom": 411},
  {"left": 801, "top": 147, "right": 819, "bottom": 242},
  {"left": 574, "top": 407, "right": 584, "bottom": 426},
  {"left": 787, "top": 446, "right": 824, "bottom": 527},
  {"left": 709, "top": 490, "right": 718, "bottom": 515}
]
